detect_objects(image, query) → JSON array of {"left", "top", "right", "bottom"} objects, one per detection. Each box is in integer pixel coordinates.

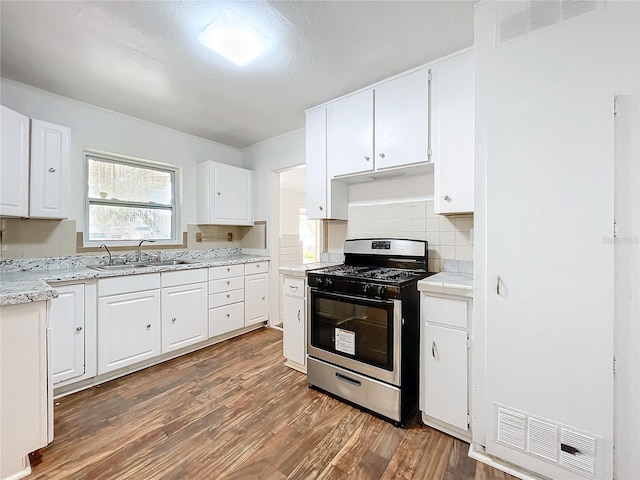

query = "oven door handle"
[{"left": 309, "top": 288, "right": 394, "bottom": 307}]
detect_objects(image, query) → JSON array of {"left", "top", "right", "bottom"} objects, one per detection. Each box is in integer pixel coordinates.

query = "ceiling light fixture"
[{"left": 198, "top": 9, "right": 271, "bottom": 67}]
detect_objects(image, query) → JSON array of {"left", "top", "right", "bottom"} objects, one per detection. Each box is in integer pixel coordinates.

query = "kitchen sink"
[{"left": 90, "top": 259, "right": 197, "bottom": 272}]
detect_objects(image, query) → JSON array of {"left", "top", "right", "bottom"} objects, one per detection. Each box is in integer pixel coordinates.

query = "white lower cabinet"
[
  {"left": 98, "top": 286, "right": 161, "bottom": 375},
  {"left": 208, "top": 264, "right": 245, "bottom": 337},
  {"left": 50, "top": 284, "right": 85, "bottom": 384},
  {"left": 244, "top": 261, "right": 269, "bottom": 326},
  {"left": 420, "top": 292, "right": 471, "bottom": 441},
  {"left": 161, "top": 282, "right": 207, "bottom": 353},
  {"left": 209, "top": 302, "right": 245, "bottom": 337},
  {"left": 282, "top": 276, "right": 306, "bottom": 371}
]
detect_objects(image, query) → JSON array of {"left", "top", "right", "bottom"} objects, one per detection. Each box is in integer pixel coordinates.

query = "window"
[
  {"left": 85, "top": 153, "right": 179, "bottom": 245},
  {"left": 299, "top": 207, "right": 320, "bottom": 263}
]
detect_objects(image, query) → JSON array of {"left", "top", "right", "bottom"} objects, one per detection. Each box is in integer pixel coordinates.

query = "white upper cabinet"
[
  {"left": 0, "top": 106, "right": 30, "bottom": 217},
  {"left": 431, "top": 51, "right": 474, "bottom": 215},
  {"left": 197, "top": 161, "right": 253, "bottom": 226},
  {"left": 374, "top": 69, "right": 429, "bottom": 170},
  {"left": 305, "top": 107, "right": 348, "bottom": 220},
  {"left": 325, "top": 68, "right": 429, "bottom": 179},
  {"left": 327, "top": 89, "right": 374, "bottom": 177},
  {"left": 30, "top": 119, "right": 71, "bottom": 219},
  {"left": 0, "top": 106, "right": 70, "bottom": 219}
]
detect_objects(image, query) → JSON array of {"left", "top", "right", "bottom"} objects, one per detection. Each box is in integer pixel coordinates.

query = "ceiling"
[{"left": 0, "top": 1, "right": 475, "bottom": 148}]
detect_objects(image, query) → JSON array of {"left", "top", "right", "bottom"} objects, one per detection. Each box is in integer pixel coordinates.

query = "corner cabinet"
[
  {"left": 244, "top": 261, "right": 269, "bottom": 326},
  {"left": 419, "top": 291, "right": 472, "bottom": 442},
  {"left": 431, "top": 50, "right": 474, "bottom": 215},
  {"left": 305, "top": 107, "right": 348, "bottom": 220},
  {"left": 196, "top": 161, "right": 253, "bottom": 226},
  {"left": 0, "top": 105, "right": 71, "bottom": 219}
]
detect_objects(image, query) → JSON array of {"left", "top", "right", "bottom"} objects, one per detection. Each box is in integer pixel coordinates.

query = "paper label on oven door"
[{"left": 335, "top": 328, "right": 356, "bottom": 355}]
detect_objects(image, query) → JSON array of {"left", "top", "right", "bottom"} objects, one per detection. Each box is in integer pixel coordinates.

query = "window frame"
[{"left": 83, "top": 151, "right": 182, "bottom": 248}]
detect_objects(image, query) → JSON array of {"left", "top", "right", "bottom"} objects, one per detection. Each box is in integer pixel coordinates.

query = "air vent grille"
[
  {"left": 496, "top": 0, "right": 600, "bottom": 47},
  {"left": 560, "top": 429, "right": 597, "bottom": 477},
  {"left": 528, "top": 417, "right": 559, "bottom": 462},
  {"left": 492, "top": 403, "right": 603, "bottom": 479}
]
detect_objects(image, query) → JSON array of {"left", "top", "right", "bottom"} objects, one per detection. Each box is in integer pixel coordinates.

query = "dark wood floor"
[{"left": 30, "top": 328, "right": 516, "bottom": 480}]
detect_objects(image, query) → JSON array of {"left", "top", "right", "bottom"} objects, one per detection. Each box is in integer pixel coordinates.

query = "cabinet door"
[
  {"left": 244, "top": 273, "right": 269, "bottom": 325},
  {"left": 327, "top": 89, "right": 374, "bottom": 177},
  {"left": 30, "top": 119, "right": 71, "bottom": 219},
  {"left": 421, "top": 324, "right": 468, "bottom": 431},
  {"left": 283, "top": 294, "right": 305, "bottom": 366},
  {"left": 97, "top": 289, "right": 161, "bottom": 374},
  {"left": 213, "top": 165, "right": 253, "bottom": 225},
  {"left": 432, "top": 52, "right": 474, "bottom": 214},
  {"left": 305, "top": 108, "right": 328, "bottom": 219},
  {"left": 374, "top": 69, "right": 429, "bottom": 170},
  {"left": 0, "top": 106, "right": 30, "bottom": 217},
  {"left": 161, "top": 282, "right": 207, "bottom": 353},
  {"left": 50, "top": 284, "right": 85, "bottom": 384}
]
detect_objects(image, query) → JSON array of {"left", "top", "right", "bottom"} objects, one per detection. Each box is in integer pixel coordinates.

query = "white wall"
[
  {"left": 0, "top": 78, "right": 241, "bottom": 232},
  {"left": 279, "top": 189, "right": 305, "bottom": 235}
]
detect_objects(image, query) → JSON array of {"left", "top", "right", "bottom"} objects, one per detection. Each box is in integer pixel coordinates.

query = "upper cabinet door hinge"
[
  {"left": 614, "top": 220, "right": 619, "bottom": 238},
  {"left": 427, "top": 147, "right": 432, "bottom": 160},
  {"left": 466, "top": 336, "right": 471, "bottom": 349},
  {"left": 427, "top": 70, "right": 432, "bottom": 82},
  {"left": 467, "top": 413, "right": 471, "bottom": 428},
  {"left": 614, "top": 98, "right": 617, "bottom": 116},
  {"left": 613, "top": 356, "right": 617, "bottom": 375}
]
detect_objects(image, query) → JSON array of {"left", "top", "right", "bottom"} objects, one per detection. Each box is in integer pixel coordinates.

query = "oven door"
[{"left": 307, "top": 288, "right": 402, "bottom": 386}]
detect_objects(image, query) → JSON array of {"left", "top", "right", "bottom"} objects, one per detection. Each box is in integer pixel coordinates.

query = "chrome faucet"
[
  {"left": 100, "top": 244, "right": 113, "bottom": 265},
  {"left": 136, "top": 239, "right": 156, "bottom": 262}
]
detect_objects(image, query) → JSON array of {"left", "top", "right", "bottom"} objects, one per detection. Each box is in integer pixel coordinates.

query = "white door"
[
  {"left": 50, "top": 284, "right": 85, "bottom": 384},
  {"left": 283, "top": 294, "right": 305, "bottom": 366},
  {"left": 245, "top": 273, "right": 269, "bottom": 325},
  {"left": 327, "top": 89, "right": 374, "bottom": 177},
  {"left": 97, "top": 289, "right": 161, "bottom": 374},
  {"left": 374, "top": 69, "right": 429, "bottom": 170},
  {"left": 431, "top": 52, "right": 474, "bottom": 214},
  {"left": 213, "top": 165, "right": 252, "bottom": 224},
  {"left": 30, "top": 119, "right": 70, "bottom": 219},
  {"left": 422, "top": 324, "right": 468, "bottom": 430},
  {"left": 161, "top": 282, "right": 208, "bottom": 353},
  {"left": 0, "top": 106, "right": 30, "bottom": 217},
  {"left": 485, "top": 97, "right": 614, "bottom": 478}
]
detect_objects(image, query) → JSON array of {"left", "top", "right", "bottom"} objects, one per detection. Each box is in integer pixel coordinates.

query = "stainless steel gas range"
[{"left": 306, "top": 238, "right": 433, "bottom": 427}]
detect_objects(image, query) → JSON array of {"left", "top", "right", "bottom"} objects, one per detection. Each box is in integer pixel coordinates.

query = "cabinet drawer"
[
  {"left": 98, "top": 273, "right": 160, "bottom": 297},
  {"left": 245, "top": 261, "right": 269, "bottom": 275},
  {"left": 209, "top": 277, "right": 244, "bottom": 293},
  {"left": 421, "top": 294, "right": 468, "bottom": 329},
  {"left": 161, "top": 268, "right": 207, "bottom": 288},
  {"left": 283, "top": 277, "right": 305, "bottom": 298},
  {"left": 209, "top": 288, "right": 244, "bottom": 308},
  {"left": 209, "top": 264, "right": 244, "bottom": 280},
  {"left": 209, "top": 302, "right": 245, "bottom": 338}
]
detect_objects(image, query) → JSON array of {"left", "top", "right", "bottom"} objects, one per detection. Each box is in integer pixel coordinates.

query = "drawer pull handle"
[
  {"left": 336, "top": 372, "right": 361, "bottom": 387},
  {"left": 289, "top": 285, "right": 299, "bottom": 292},
  {"left": 48, "top": 167, "right": 56, "bottom": 173},
  {"left": 496, "top": 275, "right": 501, "bottom": 296},
  {"left": 432, "top": 341, "right": 439, "bottom": 360}
]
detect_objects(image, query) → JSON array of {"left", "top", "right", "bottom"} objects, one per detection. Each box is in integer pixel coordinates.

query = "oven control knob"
[
  {"left": 377, "top": 285, "right": 387, "bottom": 296},
  {"left": 325, "top": 279, "right": 334, "bottom": 288},
  {"left": 363, "top": 284, "right": 373, "bottom": 294},
  {"left": 315, "top": 278, "right": 325, "bottom": 287}
]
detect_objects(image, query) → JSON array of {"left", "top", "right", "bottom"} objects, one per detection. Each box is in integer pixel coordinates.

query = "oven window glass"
[{"left": 310, "top": 292, "right": 394, "bottom": 370}]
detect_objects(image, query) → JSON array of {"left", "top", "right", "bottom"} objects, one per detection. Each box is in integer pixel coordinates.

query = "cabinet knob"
[
  {"left": 171, "top": 317, "right": 176, "bottom": 323},
  {"left": 48, "top": 167, "right": 56, "bottom": 173},
  {"left": 226, "top": 280, "right": 230, "bottom": 285},
  {"left": 226, "top": 313, "right": 230, "bottom": 318},
  {"left": 217, "top": 192, "right": 221, "bottom": 196},
  {"left": 76, "top": 326, "right": 83, "bottom": 332},
  {"left": 364, "top": 156, "right": 370, "bottom": 161},
  {"left": 379, "top": 153, "right": 385, "bottom": 158},
  {"left": 444, "top": 195, "right": 451, "bottom": 202},
  {"left": 227, "top": 294, "right": 230, "bottom": 298},
  {"left": 262, "top": 297, "right": 265, "bottom": 300},
  {"left": 319, "top": 206, "right": 324, "bottom": 211},
  {"left": 146, "top": 324, "right": 151, "bottom": 329},
  {"left": 227, "top": 267, "right": 230, "bottom": 272}
]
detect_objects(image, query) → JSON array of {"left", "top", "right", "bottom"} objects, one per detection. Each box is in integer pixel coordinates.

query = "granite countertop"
[
  {"left": 418, "top": 271, "right": 473, "bottom": 298},
  {"left": 0, "top": 254, "right": 269, "bottom": 307},
  {"left": 278, "top": 261, "right": 342, "bottom": 278}
]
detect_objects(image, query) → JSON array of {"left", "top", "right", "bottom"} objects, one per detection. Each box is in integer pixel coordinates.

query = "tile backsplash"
[
  {"left": 329, "top": 200, "right": 473, "bottom": 273},
  {"left": 0, "top": 218, "right": 77, "bottom": 258}
]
